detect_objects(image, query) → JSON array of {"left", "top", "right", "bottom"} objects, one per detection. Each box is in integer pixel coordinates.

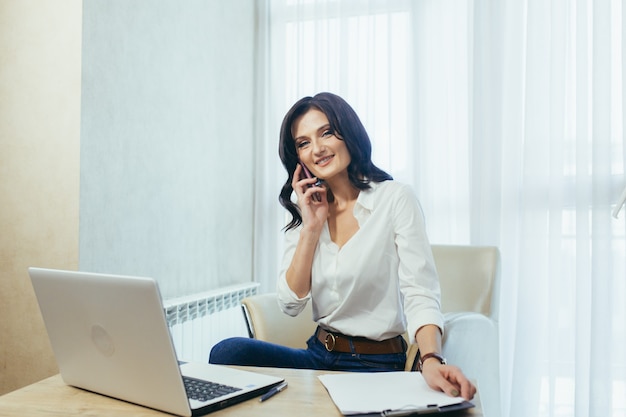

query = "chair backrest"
[
  {"left": 431, "top": 244, "right": 500, "bottom": 320},
  {"left": 241, "top": 244, "right": 501, "bottom": 348},
  {"left": 241, "top": 293, "right": 315, "bottom": 349}
]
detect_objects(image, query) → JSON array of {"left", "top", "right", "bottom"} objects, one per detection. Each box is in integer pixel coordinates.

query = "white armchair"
[
  {"left": 241, "top": 244, "right": 501, "bottom": 417},
  {"left": 432, "top": 245, "right": 501, "bottom": 417}
]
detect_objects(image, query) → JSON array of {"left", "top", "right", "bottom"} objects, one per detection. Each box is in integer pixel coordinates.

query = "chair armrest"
[
  {"left": 404, "top": 343, "right": 420, "bottom": 372},
  {"left": 442, "top": 312, "right": 500, "bottom": 417},
  {"left": 442, "top": 312, "right": 498, "bottom": 376}
]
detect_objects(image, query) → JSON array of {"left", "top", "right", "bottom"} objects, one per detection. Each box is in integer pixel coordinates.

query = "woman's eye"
[
  {"left": 296, "top": 140, "right": 310, "bottom": 149},
  {"left": 322, "top": 130, "right": 333, "bottom": 137}
]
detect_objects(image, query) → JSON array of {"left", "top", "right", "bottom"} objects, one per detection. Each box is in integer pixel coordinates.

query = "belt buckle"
[{"left": 324, "top": 332, "right": 336, "bottom": 352}]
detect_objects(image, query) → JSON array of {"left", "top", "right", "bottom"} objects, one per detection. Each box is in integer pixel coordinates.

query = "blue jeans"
[{"left": 209, "top": 335, "right": 406, "bottom": 372}]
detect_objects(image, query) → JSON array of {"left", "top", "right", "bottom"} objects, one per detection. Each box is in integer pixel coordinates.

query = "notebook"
[{"left": 28, "top": 267, "right": 284, "bottom": 417}]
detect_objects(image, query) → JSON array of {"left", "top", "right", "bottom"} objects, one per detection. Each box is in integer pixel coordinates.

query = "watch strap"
[{"left": 417, "top": 351, "right": 447, "bottom": 372}]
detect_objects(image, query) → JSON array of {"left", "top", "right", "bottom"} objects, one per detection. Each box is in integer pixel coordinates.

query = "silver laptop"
[{"left": 28, "top": 267, "right": 284, "bottom": 416}]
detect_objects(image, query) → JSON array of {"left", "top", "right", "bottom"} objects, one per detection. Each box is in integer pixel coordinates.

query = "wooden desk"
[{"left": 0, "top": 367, "right": 482, "bottom": 416}]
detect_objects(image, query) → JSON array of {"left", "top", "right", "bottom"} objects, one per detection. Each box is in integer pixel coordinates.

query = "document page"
[{"left": 318, "top": 372, "right": 464, "bottom": 415}]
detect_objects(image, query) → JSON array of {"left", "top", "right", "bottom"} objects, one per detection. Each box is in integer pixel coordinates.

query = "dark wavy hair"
[{"left": 279, "top": 92, "right": 392, "bottom": 231}]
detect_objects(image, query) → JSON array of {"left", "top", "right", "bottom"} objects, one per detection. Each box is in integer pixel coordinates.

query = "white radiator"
[{"left": 163, "top": 283, "right": 259, "bottom": 362}]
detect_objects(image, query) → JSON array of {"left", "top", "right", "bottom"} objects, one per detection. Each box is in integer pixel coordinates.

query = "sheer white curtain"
[
  {"left": 490, "top": 2, "right": 626, "bottom": 417},
  {"left": 256, "top": 1, "right": 626, "bottom": 416}
]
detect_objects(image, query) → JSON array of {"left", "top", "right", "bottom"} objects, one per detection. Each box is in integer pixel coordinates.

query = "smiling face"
[{"left": 292, "top": 108, "right": 351, "bottom": 182}]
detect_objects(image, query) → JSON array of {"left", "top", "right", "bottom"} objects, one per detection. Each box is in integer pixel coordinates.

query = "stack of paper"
[{"left": 318, "top": 372, "right": 466, "bottom": 415}]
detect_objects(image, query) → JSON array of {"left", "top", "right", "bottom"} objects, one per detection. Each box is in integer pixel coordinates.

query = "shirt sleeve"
[
  {"left": 393, "top": 184, "right": 444, "bottom": 344},
  {"left": 276, "top": 225, "right": 311, "bottom": 317}
]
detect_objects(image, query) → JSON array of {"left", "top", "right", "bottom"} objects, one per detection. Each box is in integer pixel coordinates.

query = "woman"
[{"left": 210, "top": 92, "right": 475, "bottom": 400}]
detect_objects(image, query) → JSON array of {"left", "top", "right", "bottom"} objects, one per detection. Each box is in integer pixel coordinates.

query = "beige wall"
[{"left": 0, "top": 0, "right": 82, "bottom": 394}]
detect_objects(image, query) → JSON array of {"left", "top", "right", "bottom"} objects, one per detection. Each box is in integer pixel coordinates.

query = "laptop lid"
[{"left": 28, "top": 267, "right": 283, "bottom": 416}]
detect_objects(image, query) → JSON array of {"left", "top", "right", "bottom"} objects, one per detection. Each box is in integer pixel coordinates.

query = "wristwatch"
[{"left": 417, "top": 352, "right": 447, "bottom": 372}]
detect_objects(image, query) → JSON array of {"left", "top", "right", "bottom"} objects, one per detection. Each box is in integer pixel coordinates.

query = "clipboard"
[
  {"left": 349, "top": 401, "right": 475, "bottom": 416},
  {"left": 318, "top": 372, "right": 475, "bottom": 416}
]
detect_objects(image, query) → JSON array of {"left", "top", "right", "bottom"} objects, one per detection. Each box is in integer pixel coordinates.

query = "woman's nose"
[{"left": 312, "top": 139, "right": 326, "bottom": 155}]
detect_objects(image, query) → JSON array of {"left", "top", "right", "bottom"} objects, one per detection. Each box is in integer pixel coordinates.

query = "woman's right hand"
[
  {"left": 285, "top": 164, "right": 328, "bottom": 297},
  {"left": 292, "top": 164, "right": 328, "bottom": 232}
]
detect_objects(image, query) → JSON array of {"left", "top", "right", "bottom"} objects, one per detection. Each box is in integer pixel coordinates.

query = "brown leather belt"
[{"left": 315, "top": 327, "right": 406, "bottom": 355}]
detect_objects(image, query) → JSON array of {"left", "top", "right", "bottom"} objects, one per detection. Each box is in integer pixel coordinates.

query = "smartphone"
[{"left": 299, "top": 161, "right": 323, "bottom": 202}]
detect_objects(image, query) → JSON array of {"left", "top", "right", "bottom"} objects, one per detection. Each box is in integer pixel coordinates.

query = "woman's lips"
[{"left": 315, "top": 155, "right": 333, "bottom": 167}]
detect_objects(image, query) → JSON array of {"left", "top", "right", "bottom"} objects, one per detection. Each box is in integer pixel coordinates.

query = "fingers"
[
  {"left": 456, "top": 376, "right": 476, "bottom": 400},
  {"left": 445, "top": 367, "right": 476, "bottom": 400},
  {"left": 302, "top": 182, "right": 325, "bottom": 204},
  {"left": 437, "top": 376, "right": 463, "bottom": 398},
  {"left": 423, "top": 365, "right": 476, "bottom": 401},
  {"left": 291, "top": 163, "right": 303, "bottom": 190},
  {"left": 441, "top": 377, "right": 475, "bottom": 400},
  {"left": 292, "top": 165, "right": 325, "bottom": 204}
]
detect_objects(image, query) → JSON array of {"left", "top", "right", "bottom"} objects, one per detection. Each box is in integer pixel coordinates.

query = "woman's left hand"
[{"left": 420, "top": 361, "right": 476, "bottom": 400}]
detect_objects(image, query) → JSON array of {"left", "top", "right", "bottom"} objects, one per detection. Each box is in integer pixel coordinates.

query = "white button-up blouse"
[{"left": 277, "top": 180, "right": 443, "bottom": 344}]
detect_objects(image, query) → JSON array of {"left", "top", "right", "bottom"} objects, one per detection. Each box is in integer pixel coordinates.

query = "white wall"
[
  {"left": 79, "top": 0, "right": 258, "bottom": 298},
  {"left": 0, "top": 0, "right": 82, "bottom": 394},
  {"left": 0, "top": 0, "right": 259, "bottom": 394}
]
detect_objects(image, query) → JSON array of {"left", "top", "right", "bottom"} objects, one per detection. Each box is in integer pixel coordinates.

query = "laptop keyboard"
[{"left": 183, "top": 376, "right": 242, "bottom": 402}]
